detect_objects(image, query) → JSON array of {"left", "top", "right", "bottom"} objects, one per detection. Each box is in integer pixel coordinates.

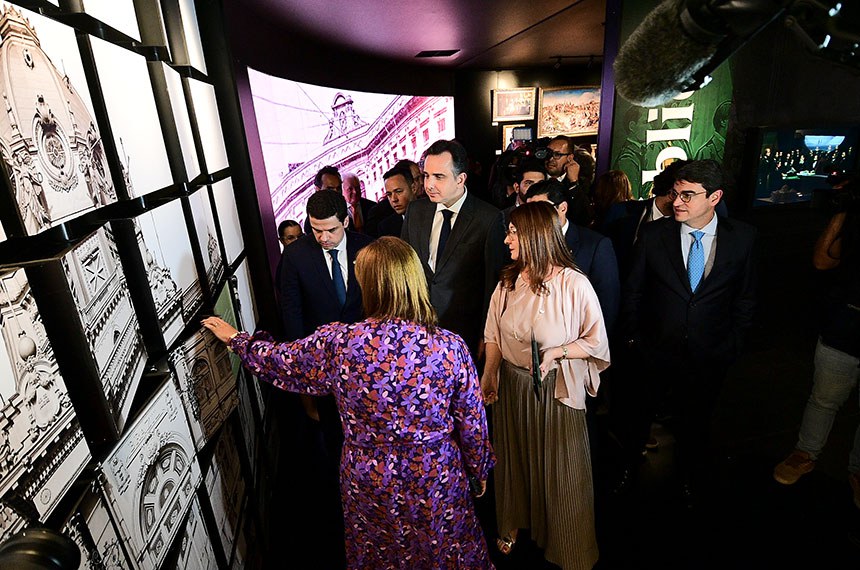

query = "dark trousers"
[{"left": 612, "top": 345, "right": 726, "bottom": 485}]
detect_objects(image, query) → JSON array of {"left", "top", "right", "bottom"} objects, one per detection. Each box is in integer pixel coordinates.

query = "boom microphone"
[{"left": 614, "top": 0, "right": 789, "bottom": 107}]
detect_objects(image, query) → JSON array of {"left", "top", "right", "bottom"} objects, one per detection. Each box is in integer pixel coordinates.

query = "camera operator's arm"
[{"left": 813, "top": 212, "right": 846, "bottom": 270}]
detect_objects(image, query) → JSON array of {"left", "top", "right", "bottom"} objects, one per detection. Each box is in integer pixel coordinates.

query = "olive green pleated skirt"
[{"left": 494, "top": 360, "right": 598, "bottom": 570}]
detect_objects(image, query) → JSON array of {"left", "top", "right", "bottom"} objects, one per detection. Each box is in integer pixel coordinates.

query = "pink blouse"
[{"left": 484, "top": 267, "right": 611, "bottom": 409}]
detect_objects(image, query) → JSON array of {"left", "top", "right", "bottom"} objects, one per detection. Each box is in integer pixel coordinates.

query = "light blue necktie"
[
  {"left": 687, "top": 230, "right": 705, "bottom": 292},
  {"left": 328, "top": 250, "right": 346, "bottom": 307}
]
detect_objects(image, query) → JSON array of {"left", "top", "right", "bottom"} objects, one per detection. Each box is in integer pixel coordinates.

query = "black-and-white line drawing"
[
  {"left": 99, "top": 380, "right": 201, "bottom": 570},
  {"left": 0, "top": 3, "right": 117, "bottom": 235},
  {"left": 0, "top": 267, "right": 90, "bottom": 520},
  {"left": 61, "top": 226, "right": 147, "bottom": 430}
]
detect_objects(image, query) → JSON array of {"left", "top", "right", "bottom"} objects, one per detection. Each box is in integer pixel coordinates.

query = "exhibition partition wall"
[{"left": 0, "top": 1, "right": 264, "bottom": 568}]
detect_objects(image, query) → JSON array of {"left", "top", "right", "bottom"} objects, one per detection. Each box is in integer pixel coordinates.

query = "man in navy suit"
[
  {"left": 401, "top": 139, "right": 498, "bottom": 354},
  {"left": 525, "top": 178, "right": 620, "bottom": 333},
  {"left": 279, "top": 189, "right": 373, "bottom": 427},
  {"left": 615, "top": 160, "right": 756, "bottom": 504}
]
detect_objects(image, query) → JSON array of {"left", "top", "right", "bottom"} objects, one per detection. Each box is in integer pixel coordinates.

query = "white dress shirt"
[
  {"left": 322, "top": 237, "right": 349, "bottom": 293},
  {"left": 429, "top": 190, "right": 469, "bottom": 272}
]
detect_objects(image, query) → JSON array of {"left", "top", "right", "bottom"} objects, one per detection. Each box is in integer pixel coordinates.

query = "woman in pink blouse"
[{"left": 482, "top": 201, "right": 610, "bottom": 570}]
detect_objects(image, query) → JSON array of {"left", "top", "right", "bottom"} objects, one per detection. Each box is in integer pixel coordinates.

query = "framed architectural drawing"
[
  {"left": 61, "top": 226, "right": 147, "bottom": 431},
  {"left": 492, "top": 88, "right": 536, "bottom": 122},
  {"left": 188, "top": 78, "right": 229, "bottom": 173},
  {"left": 89, "top": 36, "right": 174, "bottom": 196},
  {"left": 169, "top": 324, "right": 238, "bottom": 449},
  {"left": 0, "top": 502, "right": 25, "bottom": 544},
  {"left": 63, "top": 490, "right": 132, "bottom": 569},
  {"left": 0, "top": 3, "right": 118, "bottom": 235},
  {"left": 0, "top": 267, "right": 90, "bottom": 520},
  {"left": 168, "top": 497, "right": 218, "bottom": 570},
  {"left": 211, "top": 178, "right": 243, "bottom": 266},
  {"left": 205, "top": 421, "right": 246, "bottom": 563},
  {"left": 188, "top": 187, "right": 225, "bottom": 291},
  {"left": 133, "top": 199, "right": 203, "bottom": 348},
  {"left": 537, "top": 86, "right": 601, "bottom": 138},
  {"left": 99, "top": 380, "right": 201, "bottom": 570}
]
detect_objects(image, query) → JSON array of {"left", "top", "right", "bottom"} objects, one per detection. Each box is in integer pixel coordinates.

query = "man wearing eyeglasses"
[
  {"left": 545, "top": 135, "right": 593, "bottom": 226},
  {"left": 614, "top": 160, "right": 756, "bottom": 507}
]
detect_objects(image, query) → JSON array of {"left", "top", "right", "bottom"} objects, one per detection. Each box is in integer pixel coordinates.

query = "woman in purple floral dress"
[{"left": 203, "top": 237, "right": 494, "bottom": 569}]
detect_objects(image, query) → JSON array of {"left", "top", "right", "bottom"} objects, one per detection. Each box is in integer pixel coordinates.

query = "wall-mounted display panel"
[
  {"left": 63, "top": 490, "right": 131, "bottom": 569},
  {"left": 173, "top": 497, "right": 217, "bottom": 570},
  {"left": 89, "top": 36, "right": 173, "bottom": 196},
  {"left": 177, "top": 0, "right": 207, "bottom": 74},
  {"left": 0, "top": 502, "right": 24, "bottom": 544},
  {"left": 233, "top": 259, "right": 257, "bottom": 334},
  {"left": 79, "top": 0, "right": 141, "bottom": 41},
  {"left": 61, "top": 226, "right": 146, "bottom": 431},
  {"left": 187, "top": 78, "right": 229, "bottom": 173},
  {"left": 162, "top": 62, "right": 201, "bottom": 181},
  {"left": 100, "top": 380, "right": 201, "bottom": 570},
  {"left": 211, "top": 178, "right": 243, "bottom": 265},
  {"left": 133, "top": 198, "right": 203, "bottom": 348},
  {"left": 205, "top": 421, "right": 245, "bottom": 564},
  {"left": 0, "top": 3, "right": 117, "bottom": 235},
  {"left": 188, "top": 187, "right": 224, "bottom": 291},
  {"left": 169, "top": 324, "right": 237, "bottom": 450},
  {"left": 247, "top": 68, "right": 455, "bottom": 223},
  {"left": 0, "top": 267, "right": 90, "bottom": 520}
]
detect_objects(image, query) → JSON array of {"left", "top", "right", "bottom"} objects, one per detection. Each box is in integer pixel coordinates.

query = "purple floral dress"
[{"left": 230, "top": 318, "right": 495, "bottom": 569}]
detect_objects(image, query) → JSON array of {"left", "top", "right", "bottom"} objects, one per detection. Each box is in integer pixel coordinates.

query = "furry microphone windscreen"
[{"left": 614, "top": 0, "right": 719, "bottom": 107}]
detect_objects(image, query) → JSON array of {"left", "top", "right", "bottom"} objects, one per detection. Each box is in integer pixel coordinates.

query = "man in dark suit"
[
  {"left": 279, "top": 189, "right": 373, "bottom": 429},
  {"left": 615, "top": 160, "right": 756, "bottom": 504},
  {"left": 525, "top": 179, "right": 620, "bottom": 332},
  {"left": 376, "top": 165, "right": 416, "bottom": 237},
  {"left": 401, "top": 139, "right": 498, "bottom": 354},
  {"left": 278, "top": 189, "right": 372, "bottom": 566}
]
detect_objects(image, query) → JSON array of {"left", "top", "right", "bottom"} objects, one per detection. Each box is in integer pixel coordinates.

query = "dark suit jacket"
[
  {"left": 278, "top": 231, "right": 374, "bottom": 340},
  {"left": 565, "top": 223, "right": 620, "bottom": 334},
  {"left": 377, "top": 212, "right": 404, "bottom": 237},
  {"left": 605, "top": 198, "right": 730, "bottom": 280},
  {"left": 365, "top": 199, "right": 395, "bottom": 237},
  {"left": 401, "top": 194, "right": 498, "bottom": 351},
  {"left": 622, "top": 216, "right": 756, "bottom": 367}
]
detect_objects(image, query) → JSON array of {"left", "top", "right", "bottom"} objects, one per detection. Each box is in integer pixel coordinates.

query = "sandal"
[{"left": 496, "top": 530, "right": 518, "bottom": 555}]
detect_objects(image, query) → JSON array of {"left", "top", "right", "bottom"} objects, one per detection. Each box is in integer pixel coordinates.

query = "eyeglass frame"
[
  {"left": 668, "top": 189, "right": 708, "bottom": 203},
  {"left": 545, "top": 150, "right": 572, "bottom": 160}
]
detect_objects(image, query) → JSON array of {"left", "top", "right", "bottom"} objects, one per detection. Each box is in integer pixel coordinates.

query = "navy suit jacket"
[
  {"left": 278, "top": 231, "right": 374, "bottom": 340},
  {"left": 565, "top": 223, "right": 620, "bottom": 334},
  {"left": 622, "top": 216, "right": 756, "bottom": 368},
  {"left": 401, "top": 194, "right": 498, "bottom": 351}
]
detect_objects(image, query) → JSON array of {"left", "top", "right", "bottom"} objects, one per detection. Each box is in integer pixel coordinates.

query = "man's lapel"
[{"left": 659, "top": 220, "right": 692, "bottom": 295}]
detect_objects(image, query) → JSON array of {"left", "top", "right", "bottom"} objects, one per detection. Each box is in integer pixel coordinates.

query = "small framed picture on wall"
[
  {"left": 537, "top": 86, "right": 601, "bottom": 138},
  {"left": 492, "top": 88, "right": 537, "bottom": 122}
]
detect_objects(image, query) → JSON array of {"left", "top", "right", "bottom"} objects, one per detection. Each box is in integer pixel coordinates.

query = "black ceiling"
[{"left": 239, "top": 0, "right": 608, "bottom": 70}]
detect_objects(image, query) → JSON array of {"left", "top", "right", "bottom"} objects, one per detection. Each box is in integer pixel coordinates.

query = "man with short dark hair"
[
  {"left": 314, "top": 165, "right": 342, "bottom": 192},
  {"left": 614, "top": 160, "right": 756, "bottom": 505},
  {"left": 278, "top": 219, "right": 302, "bottom": 247},
  {"left": 401, "top": 139, "right": 498, "bottom": 354},
  {"left": 376, "top": 166, "right": 416, "bottom": 237}
]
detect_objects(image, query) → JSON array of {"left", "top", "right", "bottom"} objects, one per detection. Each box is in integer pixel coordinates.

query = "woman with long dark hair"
[{"left": 482, "top": 201, "right": 609, "bottom": 569}]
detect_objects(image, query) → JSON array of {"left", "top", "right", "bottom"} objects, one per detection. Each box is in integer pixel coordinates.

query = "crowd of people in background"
[{"left": 204, "top": 134, "right": 859, "bottom": 570}]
